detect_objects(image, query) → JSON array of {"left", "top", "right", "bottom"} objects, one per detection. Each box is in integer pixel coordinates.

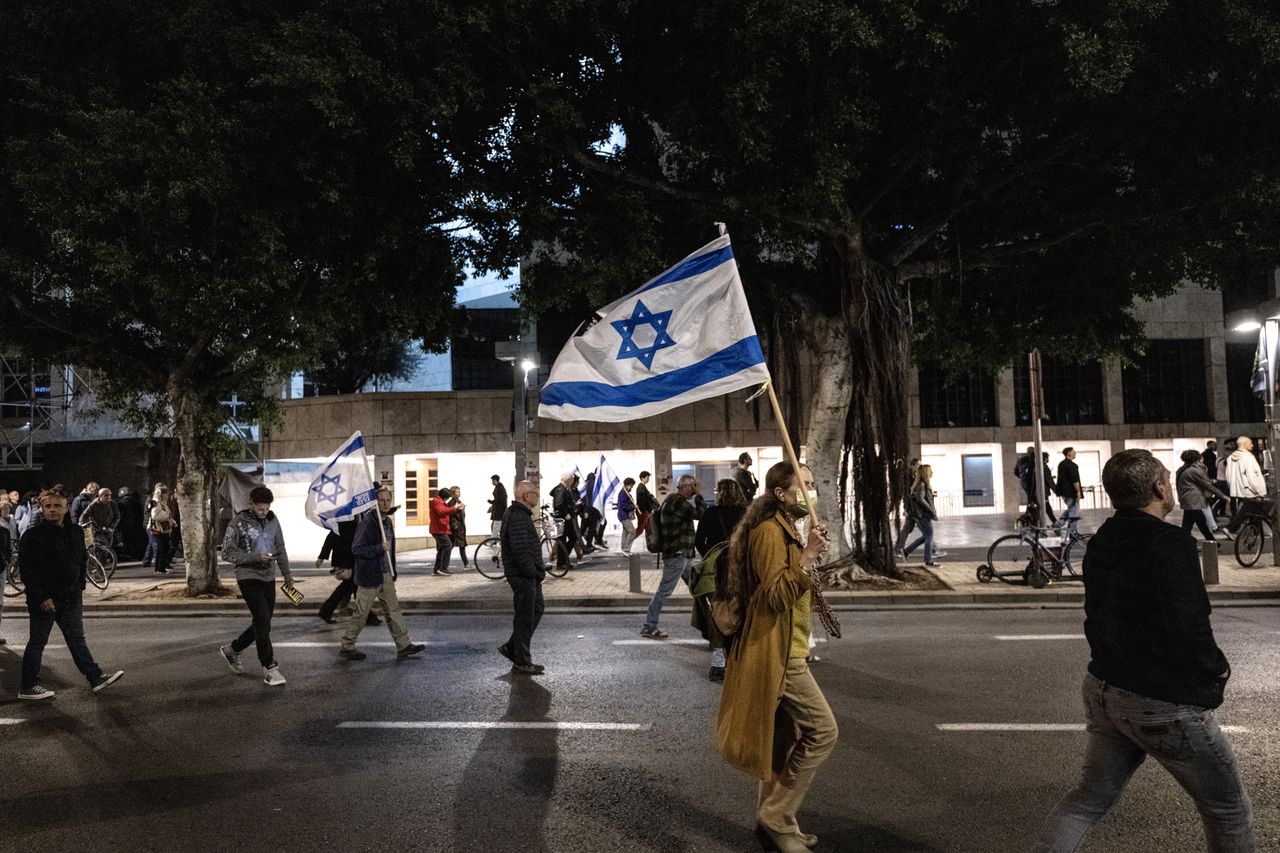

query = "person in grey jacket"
[
  {"left": 1176, "top": 449, "right": 1230, "bottom": 542},
  {"left": 498, "top": 480, "right": 547, "bottom": 675},
  {"left": 219, "top": 486, "right": 293, "bottom": 686}
]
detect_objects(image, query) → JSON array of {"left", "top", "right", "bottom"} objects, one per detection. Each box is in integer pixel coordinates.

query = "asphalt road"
[{"left": 2, "top": 606, "right": 1278, "bottom": 852}]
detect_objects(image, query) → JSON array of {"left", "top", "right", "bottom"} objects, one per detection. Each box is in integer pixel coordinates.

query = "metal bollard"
[
  {"left": 1200, "top": 539, "right": 1219, "bottom": 585},
  {"left": 629, "top": 552, "right": 644, "bottom": 594}
]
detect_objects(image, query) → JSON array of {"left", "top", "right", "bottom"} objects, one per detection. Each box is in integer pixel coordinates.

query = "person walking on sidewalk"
[
  {"left": 219, "top": 486, "right": 294, "bottom": 687},
  {"left": 339, "top": 487, "right": 425, "bottom": 662},
  {"left": 429, "top": 488, "right": 461, "bottom": 575},
  {"left": 17, "top": 488, "right": 124, "bottom": 700},
  {"left": 1033, "top": 449, "right": 1252, "bottom": 852},
  {"left": 634, "top": 471, "right": 657, "bottom": 536},
  {"left": 640, "top": 474, "right": 704, "bottom": 639},
  {"left": 715, "top": 462, "right": 834, "bottom": 853},
  {"left": 894, "top": 457, "right": 921, "bottom": 557},
  {"left": 1176, "top": 449, "right": 1230, "bottom": 543},
  {"left": 735, "top": 453, "right": 759, "bottom": 502},
  {"left": 316, "top": 520, "right": 380, "bottom": 627},
  {"left": 488, "top": 475, "right": 508, "bottom": 538},
  {"left": 902, "top": 464, "right": 945, "bottom": 566},
  {"left": 498, "top": 480, "right": 547, "bottom": 675},
  {"left": 448, "top": 486, "right": 470, "bottom": 568},
  {"left": 1057, "top": 448, "right": 1084, "bottom": 535},
  {"left": 617, "top": 478, "right": 638, "bottom": 555}
]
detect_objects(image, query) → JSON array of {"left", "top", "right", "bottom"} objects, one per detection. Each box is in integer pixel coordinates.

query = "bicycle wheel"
[
  {"left": 986, "top": 534, "right": 1038, "bottom": 584},
  {"left": 3, "top": 559, "right": 21, "bottom": 597},
  {"left": 97, "top": 546, "right": 118, "bottom": 578},
  {"left": 1062, "top": 534, "right": 1093, "bottom": 577},
  {"left": 543, "top": 538, "right": 569, "bottom": 578},
  {"left": 86, "top": 553, "right": 109, "bottom": 589},
  {"left": 474, "top": 537, "right": 506, "bottom": 580},
  {"left": 1235, "top": 521, "right": 1264, "bottom": 567}
]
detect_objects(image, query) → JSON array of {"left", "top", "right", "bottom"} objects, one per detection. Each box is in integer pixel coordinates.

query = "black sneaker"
[
  {"left": 154, "top": 569, "right": 169, "bottom": 575},
  {"left": 433, "top": 568, "right": 452, "bottom": 576},
  {"left": 397, "top": 643, "right": 426, "bottom": 659},
  {"left": 708, "top": 666, "right": 725, "bottom": 682},
  {"left": 18, "top": 685, "right": 55, "bottom": 701},
  {"left": 366, "top": 614, "right": 382, "bottom": 626},
  {"left": 92, "top": 671, "right": 124, "bottom": 693},
  {"left": 512, "top": 662, "right": 545, "bottom": 675},
  {"left": 318, "top": 613, "right": 337, "bottom": 624},
  {"left": 338, "top": 648, "right": 367, "bottom": 661}
]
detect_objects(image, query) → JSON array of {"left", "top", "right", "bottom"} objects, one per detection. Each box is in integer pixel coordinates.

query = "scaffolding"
[{"left": 0, "top": 355, "right": 85, "bottom": 469}]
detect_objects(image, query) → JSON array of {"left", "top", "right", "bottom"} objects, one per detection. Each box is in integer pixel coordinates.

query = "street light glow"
[
  {"left": 520, "top": 359, "right": 537, "bottom": 373},
  {"left": 1234, "top": 319, "right": 1262, "bottom": 332}
]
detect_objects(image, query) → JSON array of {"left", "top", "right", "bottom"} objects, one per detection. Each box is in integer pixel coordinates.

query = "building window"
[
  {"left": 404, "top": 458, "right": 438, "bottom": 526},
  {"left": 1122, "top": 339, "right": 1209, "bottom": 424},
  {"left": 918, "top": 364, "right": 997, "bottom": 428},
  {"left": 961, "top": 454, "right": 996, "bottom": 508},
  {"left": 1013, "top": 357, "right": 1105, "bottom": 426},
  {"left": 1226, "top": 341, "right": 1266, "bottom": 424}
]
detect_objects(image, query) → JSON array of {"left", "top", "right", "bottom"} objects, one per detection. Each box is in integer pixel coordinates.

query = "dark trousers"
[
  {"left": 453, "top": 535, "right": 469, "bottom": 566},
  {"left": 433, "top": 534, "right": 453, "bottom": 572},
  {"left": 1182, "top": 510, "right": 1216, "bottom": 541},
  {"left": 154, "top": 532, "right": 173, "bottom": 572},
  {"left": 23, "top": 593, "right": 103, "bottom": 690},
  {"left": 505, "top": 575, "right": 545, "bottom": 665},
  {"left": 320, "top": 577, "right": 355, "bottom": 619},
  {"left": 231, "top": 579, "right": 276, "bottom": 667}
]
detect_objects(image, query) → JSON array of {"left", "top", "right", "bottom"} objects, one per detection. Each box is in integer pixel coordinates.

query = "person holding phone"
[{"left": 220, "top": 486, "right": 293, "bottom": 687}]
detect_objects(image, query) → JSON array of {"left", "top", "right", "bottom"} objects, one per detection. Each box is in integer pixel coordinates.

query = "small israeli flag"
[
  {"left": 538, "top": 234, "right": 770, "bottom": 421},
  {"left": 589, "top": 455, "right": 622, "bottom": 515},
  {"left": 304, "top": 431, "right": 379, "bottom": 533}
]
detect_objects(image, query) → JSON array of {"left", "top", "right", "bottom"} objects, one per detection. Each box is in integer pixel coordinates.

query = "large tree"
[
  {"left": 465, "top": 0, "right": 1280, "bottom": 574},
  {"left": 0, "top": 1, "right": 482, "bottom": 593}
]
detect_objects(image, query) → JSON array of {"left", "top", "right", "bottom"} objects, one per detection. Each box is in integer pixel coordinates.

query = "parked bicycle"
[
  {"left": 3, "top": 553, "right": 21, "bottom": 598},
  {"left": 978, "top": 522, "right": 1093, "bottom": 589},
  {"left": 1232, "top": 498, "right": 1275, "bottom": 567},
  {"left": 474, "top": 505, "right": 570, "bottom": 580},
  {"left": 81, "top": 522, "right": 118, "bottom": 578}
]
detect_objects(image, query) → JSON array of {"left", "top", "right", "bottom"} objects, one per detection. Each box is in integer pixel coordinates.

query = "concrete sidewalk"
[{"left": 6, "top": 543, "right": 1280, "bottom": 613}]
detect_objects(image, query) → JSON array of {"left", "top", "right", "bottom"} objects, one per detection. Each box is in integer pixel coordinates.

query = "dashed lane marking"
[
  {"left": 0, "top": 718, "right": 27, "bottom": 725},
  {"left": 994, "top": 634, "right": 1087, "bottom": 641},
  {"left": 938, "top": 723, "right": 1250, "bottom": 733},
  {"left": 337, "top": 721, "right": 652, "bottom": 731},
  {"left": 612, "top": 639, "right": 706, "bottom": 645}
]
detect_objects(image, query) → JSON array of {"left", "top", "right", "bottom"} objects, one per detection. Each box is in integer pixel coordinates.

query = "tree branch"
[{"left": 895, "top": 220, "right": 1105, "bottom": 281}]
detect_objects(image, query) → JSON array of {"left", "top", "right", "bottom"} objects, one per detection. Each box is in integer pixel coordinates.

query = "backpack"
[
  {"left": 149, "top": 500, "right": 174, "bottom": 534},
  {"left": 645, "top": 494, "right": 679, "bottom": 554}
]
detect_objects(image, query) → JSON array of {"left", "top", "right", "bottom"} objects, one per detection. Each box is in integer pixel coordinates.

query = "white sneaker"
[
  {"left": 931, "top": 551, "right": 949, "bottom": 559},
  {"left": 18, "top": 685, "right": 55, "bottom": 701},
  {"left": 220, "top": 645, "right": 244, "bottom": 674},
  {"left": 91, "top": 671, "right": 124, "bottom": 693},
  {"left": 263, "top": 665, "right": 287, "bottom": 687}
]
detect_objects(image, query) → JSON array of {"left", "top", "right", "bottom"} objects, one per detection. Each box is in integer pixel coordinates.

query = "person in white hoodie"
[{"left": 1225, "top": 436, "right": 1269, "bottom": 534}]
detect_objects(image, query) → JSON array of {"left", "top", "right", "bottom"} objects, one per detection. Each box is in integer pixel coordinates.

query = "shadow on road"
[{"left": 453, "top": 675, "right": 559, "bottom": 853}]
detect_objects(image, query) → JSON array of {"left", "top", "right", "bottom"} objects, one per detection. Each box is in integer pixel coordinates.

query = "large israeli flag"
[
  {"left": 304, "top": 431, "right": 379, "bottom": 533},
  {"left": 538, "top": 234, "right": 770, "bottom": 421}
]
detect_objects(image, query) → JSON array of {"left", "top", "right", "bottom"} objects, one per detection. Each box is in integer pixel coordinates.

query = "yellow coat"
[{"left": 715, "top": 511, "right": 811, "bottom": 780}]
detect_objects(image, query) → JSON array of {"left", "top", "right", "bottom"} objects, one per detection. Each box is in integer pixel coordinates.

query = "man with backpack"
[{"left": 640, "top": 474, "right": 704, "bottom": 639}]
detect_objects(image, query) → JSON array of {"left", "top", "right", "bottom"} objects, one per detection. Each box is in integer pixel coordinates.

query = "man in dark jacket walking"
[
  {"left": 316, "top": 520, "right": 380, "bottom": 626},
  {"left": 339, "top": 487, "right": 425, "bottom": 661},
  {"left": 1033, "top": 449, "right": 1252, "bottom": 852},
  {"left": 498, "top": 480, "right": 547, "bottom": 675},
  {"left": 488, "top": 474, "right": 508, "bottom": 538},
  {"left": 1056, "top": 448, "right": 1083, "bottom": 535},
  {"left": 18, "top": 488, "right": 123, "bottom": 700}
]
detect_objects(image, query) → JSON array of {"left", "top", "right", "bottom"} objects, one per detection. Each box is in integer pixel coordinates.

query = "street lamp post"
[
  {"left": 495, "top": 341, "right": 540, "bottom": 487},
  {"left": 1227, "top": 300, "right": 1280, "bottom": 567}
]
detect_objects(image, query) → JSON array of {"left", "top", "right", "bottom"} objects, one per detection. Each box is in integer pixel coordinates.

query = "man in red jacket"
[{"left": 429, "top": 488, "right": 462, "bottom": 576}]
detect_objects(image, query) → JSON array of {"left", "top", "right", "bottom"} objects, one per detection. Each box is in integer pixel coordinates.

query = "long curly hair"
[{"left": 718, "top": 461, "right": 797, "bottom": 600}]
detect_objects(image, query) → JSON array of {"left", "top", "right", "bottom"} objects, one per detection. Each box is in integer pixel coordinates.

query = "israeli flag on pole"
[
  {"left": 304, "top": 431, "right": 379, "bottom": 533},
  {"left": 538, "top": 234, "right": 770, "bottom": 421},
  {"left": 589, "top": 455, "right": 622, "bottom": 515}
]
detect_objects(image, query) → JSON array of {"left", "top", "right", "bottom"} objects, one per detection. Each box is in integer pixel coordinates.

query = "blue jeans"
[
  {"left": 903, "top": 517, "right": 935, "bottom": 564},
  {"left": 22, "top": 592, "right": 104, "bottom": 690},
  {"left": 1062, "top": 497, "right": 1081, "bottom": 533},
  {"left": 1034, "top": 674, "right": 1253, "bottom": 853},
  {"left": 644, "top": 554, "right": 689, "bottom": 630}
]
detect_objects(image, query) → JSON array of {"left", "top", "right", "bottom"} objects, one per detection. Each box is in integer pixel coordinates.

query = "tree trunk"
[
  {"left": 171, "top": 386, "right": 221, "bottom": 596},
  {"left": 802, "top": 312, "right": 854, "bottom": 556}
]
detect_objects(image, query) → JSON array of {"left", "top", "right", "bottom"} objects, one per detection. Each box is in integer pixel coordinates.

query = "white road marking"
[
  {"left": 938, "top": 723, "right": 1250, "bottom": 733},
  {"left": 0, "top": 718, "right": 28, "bottom": 725},
  {"left": 994, "top": 634, "right": 1086, "bottom": 641},
  {"left": 273, "top": 641, "right": 446, "bottom": 648},
  {"left": 613, "top": 639, "right": 706, "bottom": 645},
  {"left": 337, "top": 721, "right": 652, "bottom": 731}
]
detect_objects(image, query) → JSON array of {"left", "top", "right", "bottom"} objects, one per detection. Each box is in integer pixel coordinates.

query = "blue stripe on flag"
[
  {"left": 540, "top": 336, "right": 765, "bottom": 409},
  {"left": 636, "top": 244, "right": 735, "bottom": 294}
]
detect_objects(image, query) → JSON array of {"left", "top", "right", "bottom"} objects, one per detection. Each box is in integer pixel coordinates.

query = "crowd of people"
[{"left": 6, "top": 449, "right": 1257, "bottom": 850}]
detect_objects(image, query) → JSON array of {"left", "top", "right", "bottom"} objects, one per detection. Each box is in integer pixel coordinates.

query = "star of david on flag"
[
  {"left": 304, "top": 431, "right": 379, "bottom": 533},
  {"left": 539, "top": 233, "right": 770, "bottom": 422}
]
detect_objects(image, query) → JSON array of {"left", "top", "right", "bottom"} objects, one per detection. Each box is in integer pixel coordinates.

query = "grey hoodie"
[{"left": 222, "top": 509, "right": 293, "bottom": 584}]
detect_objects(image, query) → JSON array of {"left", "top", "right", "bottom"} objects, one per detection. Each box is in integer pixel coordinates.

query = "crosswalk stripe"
[
  {"left": 337, "top": 721, "right": 651, "bottom": 731},
  {"left": 938, "top": 723, "right": 1250, "bottom": 733},
  {"left": 994, "top": 634, "right": 1086, "bottom": 641},
  {"left": 612, "top": 639, "right": 706, "bottom": 645}
]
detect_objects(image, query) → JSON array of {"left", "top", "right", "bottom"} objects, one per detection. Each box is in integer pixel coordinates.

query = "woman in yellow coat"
[{"left": 716, "top": 461, "right": 835, "bottom": 853}]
